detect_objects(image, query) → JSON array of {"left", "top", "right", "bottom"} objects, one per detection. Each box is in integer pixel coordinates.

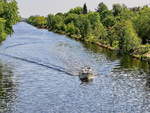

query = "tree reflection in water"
[{"left": 0, "top": 62, "right": 16, "bottom": 113}]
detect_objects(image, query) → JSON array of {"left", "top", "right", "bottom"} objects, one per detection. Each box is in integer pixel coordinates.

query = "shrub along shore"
[{"left": 27, "top": 3, "right": 150, "bottom": 63}]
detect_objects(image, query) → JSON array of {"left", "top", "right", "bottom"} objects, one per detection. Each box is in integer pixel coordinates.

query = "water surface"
[{"left": 0, "top": 22, "right": 150, "bottom": 113}]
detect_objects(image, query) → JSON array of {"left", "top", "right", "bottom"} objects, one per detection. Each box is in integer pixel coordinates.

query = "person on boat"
[{"left": 81, "top": 66, "right": 92, "bottom": 74}]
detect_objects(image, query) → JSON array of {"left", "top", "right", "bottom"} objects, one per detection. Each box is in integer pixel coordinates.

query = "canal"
[{"left": 0, "top": 22, "right": 150, "bottom": 113}]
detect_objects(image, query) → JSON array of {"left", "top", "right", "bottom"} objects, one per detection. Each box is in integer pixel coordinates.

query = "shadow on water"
[
  {"left": 84, "top": 43, "right": 150, "bottom": 73},
  {"left": 0, "top": 61, "right": 16, "bottom": 113}
]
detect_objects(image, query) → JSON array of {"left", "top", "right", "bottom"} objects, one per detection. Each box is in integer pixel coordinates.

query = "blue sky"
[{"left": 17, "top": 0, "right": 150, "bottom": 17}]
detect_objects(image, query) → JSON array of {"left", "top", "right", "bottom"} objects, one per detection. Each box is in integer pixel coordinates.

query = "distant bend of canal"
[{"left": 0, "top": 22, "right": 150, "bottom": 113}]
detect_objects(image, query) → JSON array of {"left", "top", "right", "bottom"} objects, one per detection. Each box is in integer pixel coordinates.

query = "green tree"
[
  {"left": 2, "top": 0, "right": 20, "bottom": 34},
  {"left": 114, "top": 20, "right": 141, "bottom": 53},
  {"left": 96, "top": 2, "right": 112, "bottom": 21},
  {"left": 65, "top": 22, "right": 79, "bottom": 36},
  {"left": 102, "top": 15, "right": 116, "bottom": 27},
  {"left": 75, "top": 15, "right": 91, "bottom": 40},
  {"left": 68, "top": 7, "right": 83, "bottom": 15},
  {"left": 87, "top": 12, "right": 107, "bottom": 42},
  {"left": 52, "top": 15, "right": 65, "bottom": 31},
  {"left": 106, "top": 26, "right": 118, "bottom": 47},
  {"left": 47, "top": 14, "right": 55, "bottom": 30},
  {"left": 96, "top": 2, "right": 108, "bottom": 12},
  {"left": 112, "top": 4, "right": 123, "bottom": 16},
  {"left": 0, "top": 0, "right": 19, "bottom": 42},
  {"left": 133, "top": 7, "right": 150, "bottom": 44},
  {"left": 64, "top": 13, "right": 78, "bottom": 25}
]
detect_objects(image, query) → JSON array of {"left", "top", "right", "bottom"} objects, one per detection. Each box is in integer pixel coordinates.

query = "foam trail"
[{"left": 0, "top": 53, "right": 76, "bottom": 76}]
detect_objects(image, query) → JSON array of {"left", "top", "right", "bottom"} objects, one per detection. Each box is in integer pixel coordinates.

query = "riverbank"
[
  {"left": 132, "top": 52, "right": 150, "bottom": 62},
  {"left": 27, "top": 23, "right": 150, "bottom": 64}
]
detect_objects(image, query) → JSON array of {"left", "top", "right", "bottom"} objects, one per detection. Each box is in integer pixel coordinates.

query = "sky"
[{"left": 17, "top": 0, "right": 150, "bottom": 17}]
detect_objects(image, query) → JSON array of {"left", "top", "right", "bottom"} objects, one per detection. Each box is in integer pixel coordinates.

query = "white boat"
[{"left": 79, "top": 67, "right": 95, "bottom": 82}]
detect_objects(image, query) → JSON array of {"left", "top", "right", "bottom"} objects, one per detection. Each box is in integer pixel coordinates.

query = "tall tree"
[
  {"left": 96, "top": 2, "right": 111, "bottom": 21},
  {"left": 96, "top": 2, "right": 108, "bottom": 12},
  {"left": 83, "top": 3, "right": 88, "bottom": 14}
]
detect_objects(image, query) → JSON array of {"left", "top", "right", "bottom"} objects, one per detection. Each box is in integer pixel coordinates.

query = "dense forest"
[
  {"left": 27, "top": 3, "right": 150, "bottom": 55},
  {"left": 0, "top": 0, "right": 20, "bottom": 42}
]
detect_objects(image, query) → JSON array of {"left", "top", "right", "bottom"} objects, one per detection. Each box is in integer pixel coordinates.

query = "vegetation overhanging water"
[{"left": 27, "top": 2, "right": 150, "bottom": 62}]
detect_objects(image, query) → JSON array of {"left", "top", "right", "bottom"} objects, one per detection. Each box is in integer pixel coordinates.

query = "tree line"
[
  {"left": 0, "top": 0, "right": 20, "bottom": 42},
  {"left": 27, "top": 3, "right": 150, "bottom": 54}
]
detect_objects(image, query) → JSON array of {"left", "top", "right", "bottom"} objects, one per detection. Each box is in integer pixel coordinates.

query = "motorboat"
[{"left": 79, "top": 66, "right": 95, "bottom": 82}]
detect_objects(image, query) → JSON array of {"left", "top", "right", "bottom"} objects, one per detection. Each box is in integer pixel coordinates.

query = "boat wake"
[{"left": 0, "top": 53, "right": 76, "bottom": 76}]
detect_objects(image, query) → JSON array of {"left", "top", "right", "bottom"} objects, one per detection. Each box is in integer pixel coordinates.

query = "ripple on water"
[{"left": 0, "top": 22, "right": 149, "bottom": 113}]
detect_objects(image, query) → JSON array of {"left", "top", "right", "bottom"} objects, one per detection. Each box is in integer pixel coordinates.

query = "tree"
[
  {"left": 50, "top": 15, "right": 65, "bottom": 31},
  {"left": 27, "top": 16, "right": 46, "bottom": 27},
  {"left": 96, "top": 2, "right": 108, "bottom": 12},
  {"left": 75, "top": 15, "right": 91, "bottom": 40},
  {"left": 102, "top": 15, "right": 116, "bottom": 27},
  {"left": 64, "top": 13, "right": 78, "bottom": 25},
  {"left": 112, "top": 4, "right": 123, "bottom": 16},
  {"left": 114, "top": 20, "right": 141, "bottom": 53},
  {"left": 133, "top": 7, "right": 150, "bottom": 44},
  {"left": 65, "top": 22, "right": 79, "bottom": 36},
  {"left": 106, "top": 26, "right": 118, "bottom": 47},
  {"left": 87, "top": 12, "right": 107, "bottom": 42},
  {"left": 96, "top": 2, "right": 111, "bottom": 21},
  {"left": 83, "top": 3, "right": 88, "bottom": 14},
  {"left": 2, "top": 0, "right": 20, "bottom": 34},
  {"left": 0, "top": 0, "right": 19, "bottom": 42},
  {"left": 47, "top": 14, "right": 55, "bottom": 30},
  {"left": 68, "top": 7, "right": 83, "bottom": 15}
]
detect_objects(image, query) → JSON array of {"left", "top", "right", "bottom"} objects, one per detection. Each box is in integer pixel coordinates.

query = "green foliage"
[
  {"left": 0, "top": 18, "right": 6, "bottom": 42},
  {"left": 47, "top": 14, "right": 55, "bottom": 30},
  {"left": 28, "top": 3, "right": 150, "bottom": 54},
  {"left": 105, "top": 27, "right": 118, "bottom": 47},
  {"left": 112, "top": 4, "right": 124, "bottom": 16},
  {"left": 0, "top": 0, "right": 20, "bottom": 42},
  {"left": 102, "top": 15, "right": 116, "bottom": 27},
  {"left": 52, "top": 15, "right": 65, "bottom": 31},
  {"left": 97, "top": 2, "right": 108, "bottom": 12},
  {"left": 97, "top": 2, "right": 111, "bottom": 21},
  {"left": 87, "top": 12, "right": 107, "bottom": 42},
  {"left": 133, "top": 7, "right": 150, "bottom": 44},
  {"left": 114, "top": 20, "right": 141, "bottom": 53},
  {"left": 0, "top": 2, "right": 4, "bottom": 15},
  {"left": 75, "top": 14, "right": 91, "bottom": 39},
  {"left": 27, "top": 16, "right": 46, "bottom": 27},
  {"left": 65, "top": 22, "right": 79, "bottom": 36},
  {"left": 64, "top": 13, "right": 78, "bottom": 24},
  {"left": 68, "top": 7, "right": 83, "bottom": 15}
]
